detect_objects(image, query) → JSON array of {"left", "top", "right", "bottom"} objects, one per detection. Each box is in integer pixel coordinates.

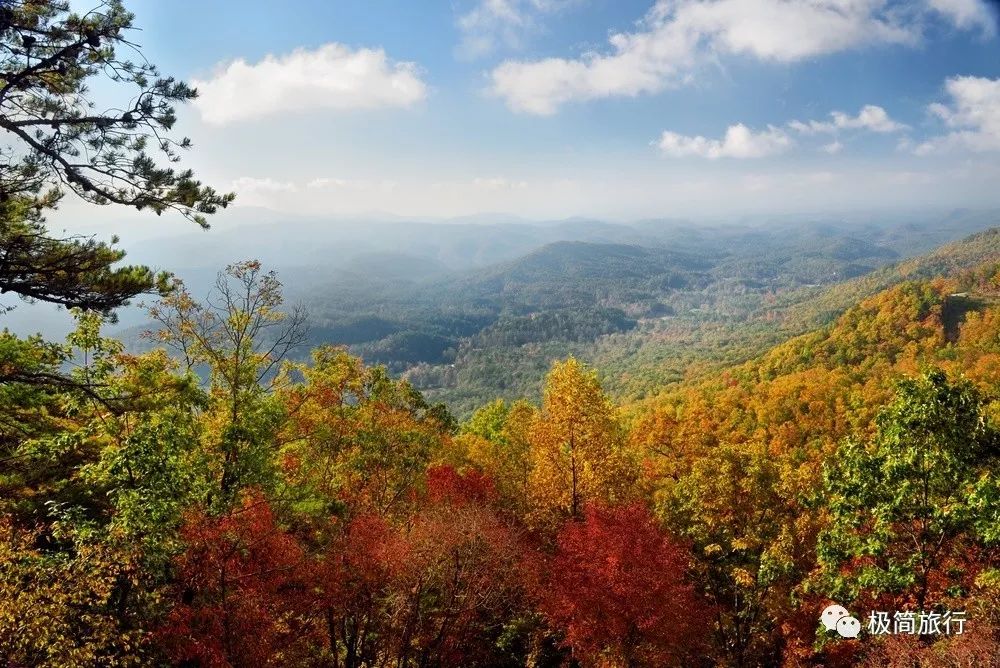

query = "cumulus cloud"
[
  {"left": 193, "top": 44, "right": 427, "bottom": 125},
  {"left": 789, "top": 105, "right": 908, "bottom": 134},
  {"left": 915, "top": 75, "right": 1000, "bottom": 153},
  {"left": 456, "top": 0, "right": 575, "bottom": 58},
  {"left": 306, "top": 177, "right": 398, "bottom": 191},
  {"left": 231, "top": 177, "right": 298, "bottom": 207},
  {"left": 656, "top": 123, "right": 792, "bottom": 159},
  {"left": 656, "top": 103, "right": 906, "bottom": 159},
  {"left": 490, "top": 0, "right": 986, "bottom": 114},
  {"left": 926, "top": 0, "right": 995, "bottom": 32}
]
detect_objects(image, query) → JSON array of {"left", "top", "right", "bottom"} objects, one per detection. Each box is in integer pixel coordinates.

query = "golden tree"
[{"left": 528, "top": 358, "right": 637, "bottom": 527}]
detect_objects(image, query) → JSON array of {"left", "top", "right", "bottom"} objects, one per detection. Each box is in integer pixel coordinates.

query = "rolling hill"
[{"left": 105, "top": 212, "right": 1000, "bottom": 418}]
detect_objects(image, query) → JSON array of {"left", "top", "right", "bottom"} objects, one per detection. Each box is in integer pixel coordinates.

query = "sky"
[{"left": 55, "top": 0, "right": 1000, "bottom": 234}]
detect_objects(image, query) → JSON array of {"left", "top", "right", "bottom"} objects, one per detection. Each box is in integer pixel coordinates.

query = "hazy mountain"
[{"left": 7, "top": 209, "right": 999, "bottom": 415}]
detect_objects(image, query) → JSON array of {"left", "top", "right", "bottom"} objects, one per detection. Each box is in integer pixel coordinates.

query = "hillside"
[
  {"left": 605, "top": 257, "right": 1000, "bottom": 666},
  {"left": 594, "top": 225, "right": 1000, "bottom": 403},
  {"left": 13, "top": 231, "right": 1000, "bottom": 668},
  {"left": 414, "top": 223, "right": 998, "bottom": 415},
  {"left": 629, "top": 251, "right": 1000, "bottom": 473},
  {"left": 465, "top": 241, "right": 709, "bottom": 288},
  {"left": 774, "top": 227, "right": 1000, "bottom": 329},
  {"left": 8, "top": 4, "right": 1000, "bottom": 665},
  {"left": 107, "top": 215, "right": 1000, "bottom": 418}
]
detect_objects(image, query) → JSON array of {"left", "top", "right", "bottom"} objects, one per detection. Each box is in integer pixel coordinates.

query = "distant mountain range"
[{"left": 5, "top": 208, "right": 999, "bottom": 416}]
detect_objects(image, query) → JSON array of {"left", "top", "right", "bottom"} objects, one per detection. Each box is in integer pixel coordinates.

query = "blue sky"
[{"left": 64, "top": 0, "right": 1000, "bottom": 230}]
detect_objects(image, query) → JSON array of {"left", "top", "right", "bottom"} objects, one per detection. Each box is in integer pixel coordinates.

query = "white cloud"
[
  {"left": 789, "top": 105, "right": 908, "bottom": 134},
  {"left": 471, "top": 176, "right": 530, "bottom": 190},
  {"left": 490, "top": 0, "right": 986, "bottom": 114},
  {"left": 656, "top": 105, "right": 905, "bottom": 160},
  {"left": 228, "top": 174, "right": 549, "bottom": 215},
  {"left": 804, "top": 170, "right": 838, "bottom": 184},
  {"left": 915, "top": 75, "right": 1000, "bottom": 153},
  {"left": 232, "top": 176, "right": 297, "bottom": 193},
  {"left": 656, "top": 123, "right": 792, "bottom": 159},
  {"left": 926, "top": 0, "right": 995, "bottom": 32},
  {"left": 883, "top": 170, "right": 935, "bottom": 185},
  {"left": 456, "top": 0, "right": 575, "bottom": 58},
  {"left": 306, "top": 177, "right": 398, "bottom": 192},
  {"left": 231, "top": 177, "right": 298, "bottom": 207},
  {"left": 193, "top": 44, "right": 427, "bottom": 125}
]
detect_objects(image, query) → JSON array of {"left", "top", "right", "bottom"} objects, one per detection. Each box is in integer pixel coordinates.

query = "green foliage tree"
[
  {"left": 148, "top": 261, "right": 307, "bottom": 503},
  {"left": 460, "top": 398, "right": 535, "bottom": 514},
  {"left": 0, "top": 196, "right": 173, "bottom": 315},
  {"left": 1, "top": 312, "right": 212, "bottom": 657},
  {"left": 819, "top": 369, "right": 1000, "bottom": 609},
  {"left": 279, "top": 345, "right": 453, "bottom": 518},
  {"left": 657, "top": 439, "right": 800, "bottom": 666},
  {"left": 0, "top": 515, "right": 147, "bottom": 667},
  {"left": 0, "top": 329, "right": 68, "bottom": 453},
  {"left": 0, "top": 0, "right": 233, "bottom": 526},
  {"left": 0, "top": 311, "right": 146, "bottom": 522}
]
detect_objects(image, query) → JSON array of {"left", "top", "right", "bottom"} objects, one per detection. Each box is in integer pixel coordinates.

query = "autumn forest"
[{"left": 4, "top": 2, "right": 1000, "bottom": 668}]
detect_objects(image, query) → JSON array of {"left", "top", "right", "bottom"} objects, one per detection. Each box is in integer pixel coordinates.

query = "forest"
[
  {"left": 3, "top": 2, "right": 1000, "bottom": 667},
  {"left": 104, "top": 209, "right": 998, "bottom": 418}
]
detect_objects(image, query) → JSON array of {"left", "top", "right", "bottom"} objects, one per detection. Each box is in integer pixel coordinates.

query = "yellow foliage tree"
[
  {"left": 527, "top": 358, "right": 637, "bottom": 527},
  {"left": 458, "top": 399, "right": 537, "bottom": 515},
  {"left": 0, "top": 519, "right": 146, "bottom": 667},
  {"left": 278, "top": 346, "right": 449, "bottom": 517}
]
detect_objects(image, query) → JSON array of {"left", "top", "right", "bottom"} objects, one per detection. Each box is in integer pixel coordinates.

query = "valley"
[{"left": 258, "top": 211, "right": 1000, "bottom": 415}]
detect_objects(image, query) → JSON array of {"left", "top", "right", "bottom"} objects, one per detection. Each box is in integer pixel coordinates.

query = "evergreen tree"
[{"left": 0, "top": 0, "right": 232, "bottom": 315}]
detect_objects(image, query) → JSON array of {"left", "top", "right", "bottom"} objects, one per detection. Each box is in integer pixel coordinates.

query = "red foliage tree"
[
  {"left": 310, "top": 467, "right": 527, "bottom": 667},
  {"left": 311, "top": 512, "right": 408, "bottom": 668},
  {"left": 390, "top": 499, "right": 526, "bottom": 666},
  {"left": 540, "top": 503, "right": 713, "bottom": 667},
  {"left": 425, "top": 464, "right": 496, "bottom": 506},
  {"left": 156, "top": 492, "right": 311, "bottom": 667}
]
